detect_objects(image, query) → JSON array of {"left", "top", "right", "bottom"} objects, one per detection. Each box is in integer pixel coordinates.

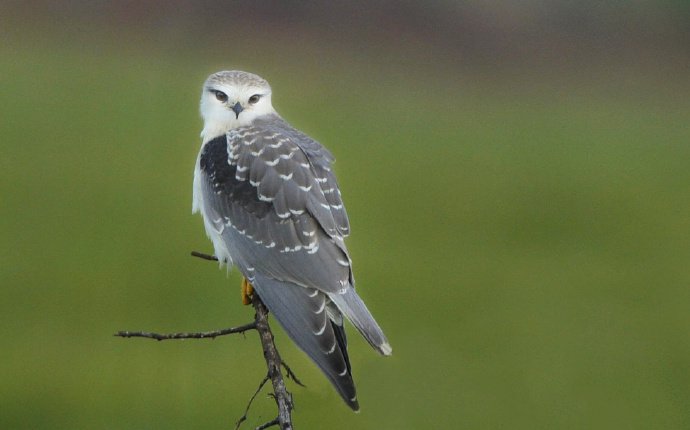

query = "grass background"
[{"left": 1, "top": 3, "right": 689, "bottom": 429}]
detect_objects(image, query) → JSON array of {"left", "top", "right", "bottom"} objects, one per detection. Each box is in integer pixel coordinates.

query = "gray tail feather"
[
  {"left": 250, "top": 274, "right": 360, "bottom": 410},
  {"left": 328, "top": 288, "right": 392, "bottom": 356}
]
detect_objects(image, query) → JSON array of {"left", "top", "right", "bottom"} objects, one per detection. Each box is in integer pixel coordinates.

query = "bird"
[{"left": 192, "top": 70, "right": 392, "bottom": 411}]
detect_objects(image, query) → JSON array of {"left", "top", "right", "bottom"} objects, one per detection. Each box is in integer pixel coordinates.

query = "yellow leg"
[{"left": 241, "top": 277, "right": 254, "bottom": 305}]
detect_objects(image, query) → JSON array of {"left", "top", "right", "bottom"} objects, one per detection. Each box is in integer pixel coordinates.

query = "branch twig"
[
  {"left": 116, "top": 250, "right": 296, "bottom": 429},
  {"left": 114, "top": 322, "right": 257, "bottom": 341},
  {"left": 281, "top": 361, "right": 306, "bottom": 387},
  {"left": 256, "top": 418, "right": 280, "bottom": 430},
  {"left": 252, "top": 294, "right": 293, "bottom": 429},
  {"left": 191, "top": 250, "right": 219, "bottom": 261},
  {"left": 235, "top": 375, "right": 270, "bottom": 430}
]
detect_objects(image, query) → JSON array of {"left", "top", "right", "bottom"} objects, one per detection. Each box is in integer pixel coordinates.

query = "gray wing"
[
  {"left": 199, "top": 117, "right": 352, "bottom": 293},
  {"left": 250, "top": 273, "right": 358, "bottom": 410},
  {"left": 197, "top": 115, "right": 390, "bottom": 408}
]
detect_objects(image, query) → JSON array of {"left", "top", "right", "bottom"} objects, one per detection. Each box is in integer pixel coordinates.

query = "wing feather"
[
  {"left": 250, "top": 273, "right": 359, "bottom": 410},
  {"left": 201, "top": 117, "right": 350, "bottom": 246},
  {"left": 196, "top": 114, "right": 389, "bottom": 410}
]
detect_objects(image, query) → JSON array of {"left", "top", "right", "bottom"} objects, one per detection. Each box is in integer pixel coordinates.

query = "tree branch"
[
  {"left": 281, "top": 361, "right": 306, "bottom": 388},
  {"left": 235, "top": 375, "right": 270, "bottom": 430},
  {"left": 190, "top": 250, "right": 219, "bottom": 261},
  {"left": 115, "top": 251, "right": 297, "bottom": 429},
  {"left": 255, "top": 418, "right": 280, "bottom": 430},
  {"left": 252, "top": 295, "right": 294, "bottom": 430},
  {"left": 114, "top": 322, "right": 256, "bottom": 341}
]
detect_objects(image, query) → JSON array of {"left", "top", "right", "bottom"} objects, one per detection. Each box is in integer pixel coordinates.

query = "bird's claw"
[{"left": 241, "top": 277, "right": 254, "bottom": 305}]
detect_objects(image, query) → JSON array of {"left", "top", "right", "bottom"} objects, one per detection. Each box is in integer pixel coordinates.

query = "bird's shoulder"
[
  {"left": 199, "top": 114, "right": 350, "bottom": 236},
  {"left": 239, "top": 115, "right": 335, "bottom": 166}
]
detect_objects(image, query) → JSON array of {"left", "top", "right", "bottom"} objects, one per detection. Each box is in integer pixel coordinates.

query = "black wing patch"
[
  {"left": 200, "top": 118, "right": 350, "bottom": 240},
  {"left": 200, "top": 135, "right": 272, "bottom": 219},
  {"left": 198, "top": 117, "right": 354, "bottom": 291}
]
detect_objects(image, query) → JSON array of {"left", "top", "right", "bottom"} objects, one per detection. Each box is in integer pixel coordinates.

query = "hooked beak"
[{"left": 231, "top": 102, "right": 244, "bottom": 119}]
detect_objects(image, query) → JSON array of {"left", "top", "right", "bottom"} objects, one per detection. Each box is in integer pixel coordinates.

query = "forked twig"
[
  {"left": 116, "top": 251, "right": 297, "bottom": 429},
  {"left": 235, "top": 375, "right": 270, "bottom": 430},
  {"left": 256, "top": 418, "right": 280, "bottom": 430}
]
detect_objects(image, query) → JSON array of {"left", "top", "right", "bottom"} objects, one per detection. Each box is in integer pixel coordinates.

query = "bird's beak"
[{"left": 231, "top": 102, "right": 244, "bottom": 119}]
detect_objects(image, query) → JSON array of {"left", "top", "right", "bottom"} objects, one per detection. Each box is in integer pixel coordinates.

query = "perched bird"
[{"left": 192, "top": 70, "right": 391, "bottom": 410}]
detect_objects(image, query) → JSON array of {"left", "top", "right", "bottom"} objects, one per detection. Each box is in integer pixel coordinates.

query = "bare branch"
[
  {"left": 252, "top": 296, "right": 294, "bottom": 430},
  {"left": 114, "top": 322, "right": 257, "bottom": 341},
  {"left": 255, "top": 418, "right": 280, "bottom": 430},
  {"left": 191, "top": 250, "right": 219, "bottom": 261},
  {"left": 117, "top": 251, "right": 296, "bottom": 429},
  {"left": 235, "top": 375, "right": 270, "bottom": 430},
  {"left": 281, "top": 361, "right": 306, "bottom": 388}
]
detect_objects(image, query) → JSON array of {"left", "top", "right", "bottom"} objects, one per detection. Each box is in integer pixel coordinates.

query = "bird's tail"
[
  {"left": 250, "top": 274, "right": 360, "bottom": 410},
  {"left": 328, "top": 288, "right": 392, "bottom": 356}
]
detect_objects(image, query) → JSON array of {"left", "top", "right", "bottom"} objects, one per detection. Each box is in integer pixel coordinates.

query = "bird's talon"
[{"left": 241, "top": 277, "right": 254, "bottom": 305}]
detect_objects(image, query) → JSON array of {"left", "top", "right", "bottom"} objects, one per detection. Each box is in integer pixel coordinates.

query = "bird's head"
[{"left": 200, "top": 70, "right": 275, "bottom": 141}]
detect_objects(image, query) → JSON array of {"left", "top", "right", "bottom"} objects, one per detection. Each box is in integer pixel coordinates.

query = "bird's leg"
[{"left": 241, "top": 277, "right": 254, "bottom": 305}]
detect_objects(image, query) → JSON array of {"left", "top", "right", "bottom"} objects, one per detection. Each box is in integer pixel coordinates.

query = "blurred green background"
[{"left": 2, "top": 1, "right": 689, "bottom": 429}]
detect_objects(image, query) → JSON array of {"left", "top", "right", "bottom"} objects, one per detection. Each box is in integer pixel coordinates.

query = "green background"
[{"left": 2, "top": 3, "right": 689, "bottom": 429}]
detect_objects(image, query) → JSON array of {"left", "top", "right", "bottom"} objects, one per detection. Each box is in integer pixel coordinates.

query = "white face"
[{"left": 200, "top": 80, "right": 275, "bottom": 141}]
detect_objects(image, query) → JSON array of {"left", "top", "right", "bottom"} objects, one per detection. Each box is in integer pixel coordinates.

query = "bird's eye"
[
  {"left": 213, "top": 90, "right": 228, "bottom": 102},
  {"left": 248, "top": 94, "right": 261, "bottom": 105}
]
